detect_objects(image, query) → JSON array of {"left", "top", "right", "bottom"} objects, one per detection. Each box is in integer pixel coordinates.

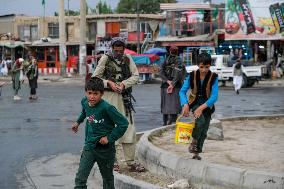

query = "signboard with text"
[{"left": 225, "top": 0, "right": 284, "bottom": 40}]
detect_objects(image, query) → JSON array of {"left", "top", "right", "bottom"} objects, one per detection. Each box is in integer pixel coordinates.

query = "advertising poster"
[{"left": 225, "top": 0, "right": 284, "bottom": 40}]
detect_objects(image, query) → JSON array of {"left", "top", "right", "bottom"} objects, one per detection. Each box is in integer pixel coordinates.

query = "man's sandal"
[
  {"left": 128, "top": 163, "right": 146, "bottom": 172},
  {"left": 113, "top": 163, "right": 120, "bottom": 172}
]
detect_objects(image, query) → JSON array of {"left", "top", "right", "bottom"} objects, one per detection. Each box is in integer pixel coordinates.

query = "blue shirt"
[{"left": 179, "top": 75, "right": 218, "bottom": 107}]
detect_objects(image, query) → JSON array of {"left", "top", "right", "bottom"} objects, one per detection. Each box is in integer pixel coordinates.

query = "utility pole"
[
  {"left": 59, "top": 0, "right": 66, "bottom": 76},
  {"left": 136, "top": 0, "right": 140, "bottom": 54},
  {"left": 79, "top": 0, "right": 87, "bottom": 75},
  {"left": 67, "top": 0, "right": 70, "bottom": 16}
]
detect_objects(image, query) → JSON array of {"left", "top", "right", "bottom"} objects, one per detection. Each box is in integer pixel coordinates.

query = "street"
[{"left": 0, "top": 81, "right": 284, "bottom": 188}]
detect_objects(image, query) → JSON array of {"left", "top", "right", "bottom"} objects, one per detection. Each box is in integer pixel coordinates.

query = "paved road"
[{"left": 0, "top": 82, "right": 284, "bottom": 188}]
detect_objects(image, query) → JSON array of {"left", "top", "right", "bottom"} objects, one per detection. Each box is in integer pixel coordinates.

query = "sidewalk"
[{"left": 0, "top": 74, "right": 85, "bottom": 85}]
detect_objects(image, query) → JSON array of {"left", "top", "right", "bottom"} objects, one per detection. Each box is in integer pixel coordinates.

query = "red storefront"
[{"left": 29, "top": 43, "right": 94, "bottom": 75}]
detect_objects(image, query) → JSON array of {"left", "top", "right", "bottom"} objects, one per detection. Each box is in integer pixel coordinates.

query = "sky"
[{"left": 1, "top": 0, "right": 225, "bottom": 16}]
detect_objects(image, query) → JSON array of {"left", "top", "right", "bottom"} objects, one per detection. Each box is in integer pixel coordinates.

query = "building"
[
  {"left": 0, "top": 14, "right": 164, "bottom": 74},
  {"left": 158, "top": 3, "right": 225, "bottom": 65}
]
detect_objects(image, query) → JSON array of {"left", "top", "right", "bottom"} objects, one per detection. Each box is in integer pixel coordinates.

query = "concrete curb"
[
  {"left": 92, "top": 165, "right": 166, "bottom": 189},
  {"left": 136, "top": 115, "right": 284, "bottom": 189},
  {"left": 23, "top": 153, "right": 166, "bottom": 189}
]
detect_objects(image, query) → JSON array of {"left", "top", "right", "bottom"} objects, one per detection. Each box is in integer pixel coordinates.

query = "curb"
[
  {"left": 92, "top": 165, "right": 166, "bottom": 189},
  {"left": 136, "top": 115, "right": 284, "bottom": 189}
]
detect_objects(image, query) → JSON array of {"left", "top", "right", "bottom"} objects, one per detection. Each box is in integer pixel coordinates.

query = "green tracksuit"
[{"left": 75, "top": 97, "right": 128, "bottom": 189}]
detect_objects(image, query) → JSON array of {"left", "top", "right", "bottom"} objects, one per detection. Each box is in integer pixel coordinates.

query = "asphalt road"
[{"left": 0, "top": 82, "right": 284, "bottom": 188}]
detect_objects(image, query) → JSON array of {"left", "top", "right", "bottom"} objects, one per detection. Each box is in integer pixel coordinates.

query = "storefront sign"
[{"left": 225, "top": 0, "right": 284, "bottom": 40}]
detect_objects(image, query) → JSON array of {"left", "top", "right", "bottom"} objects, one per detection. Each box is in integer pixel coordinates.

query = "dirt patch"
[
  {"left": 115, "top": 145, "right": 177, "bottom": 188},
  {"left": 151, "top": 117, "right": 284, "bottom": 173}
]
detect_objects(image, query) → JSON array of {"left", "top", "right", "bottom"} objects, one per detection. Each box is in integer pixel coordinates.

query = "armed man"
[{"left": 93, "top": 37, "right": 145, "bottom": 172}]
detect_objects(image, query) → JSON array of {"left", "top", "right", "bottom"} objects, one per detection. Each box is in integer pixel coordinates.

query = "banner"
[{"left": 225, "top": 0, "right": 284, "bottom": 40}]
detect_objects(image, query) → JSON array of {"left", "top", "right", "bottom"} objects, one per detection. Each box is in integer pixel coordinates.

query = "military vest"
[
  {"left": 102, "top": 55, "right": 131, "bottom": 83},
  {"left": 164, "top": 55, "right": 179, "bottom": 80}
]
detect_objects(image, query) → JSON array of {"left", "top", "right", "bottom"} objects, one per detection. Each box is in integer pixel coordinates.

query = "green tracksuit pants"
[
  {"left": 192, "top": 105, "right": 212, "bottom": 153},
  {"left": 75, "top": 144, "right": 115, "bottom": 189}
]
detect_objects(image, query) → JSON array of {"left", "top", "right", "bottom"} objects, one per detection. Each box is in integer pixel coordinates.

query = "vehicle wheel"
[
  {"left": 246, "top": 80, "right": 255, "bottom": 87},
  {"left": 242, "top": 74, "right": 248, "bottom": 88}
]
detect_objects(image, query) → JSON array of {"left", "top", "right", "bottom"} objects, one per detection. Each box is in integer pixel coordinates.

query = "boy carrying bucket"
[{"left": 179, "top": 52, "right": 218, "bottom": 160}]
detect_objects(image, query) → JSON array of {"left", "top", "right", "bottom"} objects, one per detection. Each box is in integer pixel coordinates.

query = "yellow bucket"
[{"left": 175, "top": 115, "right": 195, "bottom": 144}]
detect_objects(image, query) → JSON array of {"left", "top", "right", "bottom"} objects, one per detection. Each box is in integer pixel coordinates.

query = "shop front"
[{"left": 29, "top": 45, "right": 81, "bottom": 75}]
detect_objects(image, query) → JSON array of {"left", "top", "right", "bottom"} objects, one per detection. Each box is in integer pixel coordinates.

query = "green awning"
[{"left": 0, "top": 41, "right": 24, "bottom": 48}]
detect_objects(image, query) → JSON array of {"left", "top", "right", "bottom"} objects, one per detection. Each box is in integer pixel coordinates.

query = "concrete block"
[
  {"left": 136, "top": 139, "right": 150, "bottom": 165},
  {"left": 242, "top": 170, "right": 284, "bottom": 189},
  {"left": 209, "top": 119, "right": 222, "bottom": 129},
  {"left": 175, "top": 157, "right": 206, "bottom": 184},
  {"left": 143, "top": 145, "right": 163, "bottom": 174},
  {"left": 158, "top": 152, "right": 181, "bottom": 178},
  {"left": 207, "top": 126, "right": 224, "bottom": 140},
  {"left": 204, "top": 164, "right": 245, "bottom": 188}
]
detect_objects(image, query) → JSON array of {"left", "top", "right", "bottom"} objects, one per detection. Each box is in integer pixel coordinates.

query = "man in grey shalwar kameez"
[{"left": 159, "top": 46, "right": 185, "bottom": 125}]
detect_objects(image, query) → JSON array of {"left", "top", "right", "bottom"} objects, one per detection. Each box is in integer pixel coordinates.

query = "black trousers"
[
  {"left": 163, "top": 114, "right": 177, "bottom": 125},
  {"left": 30, "top": 88, "right": 36, "bottom": 95}
]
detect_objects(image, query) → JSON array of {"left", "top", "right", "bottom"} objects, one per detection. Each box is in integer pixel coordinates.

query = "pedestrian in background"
[
  {"left": 179, "top": 52, "right": 218, "bottom": 160},
  {"left": 85, "top": 57, "right": 93, "bottom": 82},
  {"left": 26, "top": 58, "right": 38, "bottom": 100},
  {"left": 11, "top": 58, "right": 24, "bottom": 100},
  {"left": 233, "top": 60, "right": 243, "bottom": 94},
  {"left": 276, "top": 54, "right": 283, "bottom": 78},
  {"left": 2, "top": 59, "right": 8, "bottom": 76},
  {"left": 159, "top": 45, "right": 185, "bottom": 126},
  {"left": 72, "top": 77, "right": 128, "bottom": 189}
]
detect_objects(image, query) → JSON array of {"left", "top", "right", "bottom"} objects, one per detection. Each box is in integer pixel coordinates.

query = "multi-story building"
[
  {"left": 0, "top": 14, "right": 164, "bottom": 74},
  {"left": 157, "top": 3, "right": 225, "bottom": 65}
]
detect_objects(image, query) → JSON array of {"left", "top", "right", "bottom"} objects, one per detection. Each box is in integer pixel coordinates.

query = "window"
[
  {"left": 31, "top": 26, "right": 38, "bottom": 41},
  {"left": 36, "top": 47, "right": 45, "bottom": 61},
  {"left": 140, "top": 22, "right": 150, "bottom": 33},
  {"left": 66, "top": 23, "right": 74, "bottom": 41},
  {"left": 68, "top": 46, "right": 79, "bottom": 56},
  {"left": 18, "top": 25, "right": 38, "bottom": 41},
  {"left": 46, "top": 47, "right": 56, "bottom": 67},
  {"left": 88, "top": 22, "right": 97, "bottom": 41},
  {"left": 48, "top": 23, "right": 59, "bottom": 38},
  {"left": 120, "top": 22, "right": 128, "bottom": 31}
]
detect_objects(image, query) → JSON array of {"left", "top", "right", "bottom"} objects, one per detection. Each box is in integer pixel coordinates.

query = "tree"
[
  {"left": 54, "top": 10, "right": 80, "bottom": 16},
  {"left": 116, "top": 0, "right": 177, "bottom": 14},
  {"left": 92, "top": 0, "right": 113, "bottom": 14}
]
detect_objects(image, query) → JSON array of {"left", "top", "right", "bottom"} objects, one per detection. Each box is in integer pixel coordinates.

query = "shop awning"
[{"left": 0, "top": 41, "right": 25, "bottom": 48}]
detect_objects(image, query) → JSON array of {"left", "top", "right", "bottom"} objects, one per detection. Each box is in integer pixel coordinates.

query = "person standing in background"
[
  {"left": 11, "top": 58, "right": 24, "bottom": 100},
  {"left": 233, "top": 60, "right": 243, "bottom": 94},
  {"left": 26, "top": 58, "right": 39, "bottom": 100},
  {"left": 159, "top": 46, "right": 185, "bottom": 126}
]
